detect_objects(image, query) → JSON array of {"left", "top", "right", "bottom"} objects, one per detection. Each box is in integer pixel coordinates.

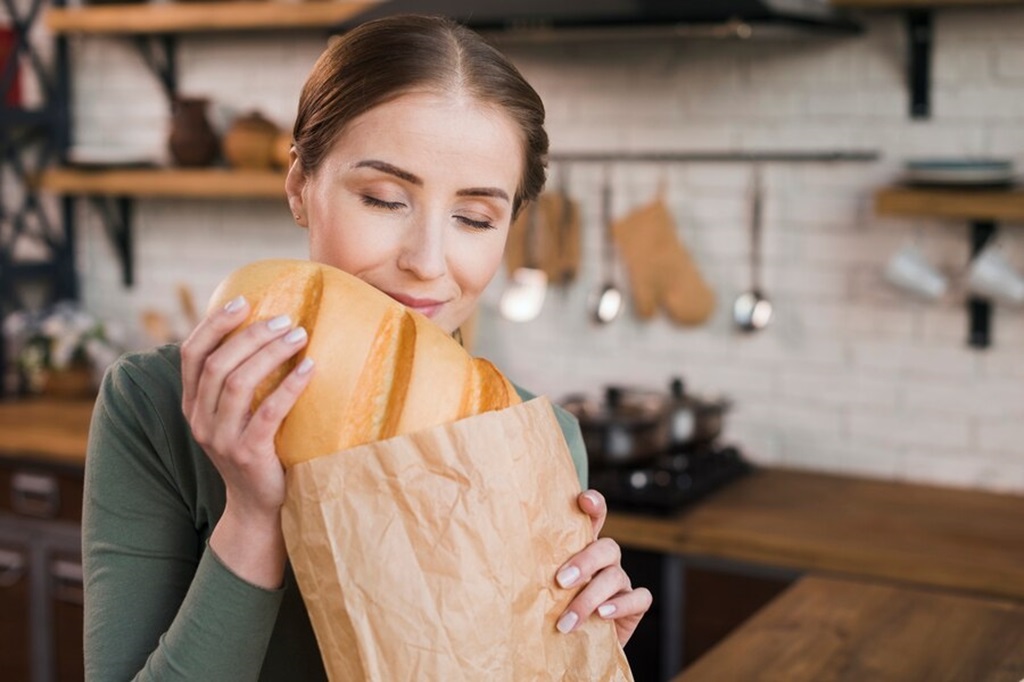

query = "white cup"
[
  {"left": 967, "top": 245, "right": 1024, "bottom": 305},
  {"left": 884, "top": 245, "right": 948, "bottom": 300}
]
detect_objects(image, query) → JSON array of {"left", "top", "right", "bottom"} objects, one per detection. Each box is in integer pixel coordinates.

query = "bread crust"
[{"left": 207, "top": 259, "right": 522, "bottom": 467}]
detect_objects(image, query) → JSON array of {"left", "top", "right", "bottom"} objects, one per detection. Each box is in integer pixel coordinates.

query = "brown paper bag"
[{"left": 281, "top": 397, "right": 634, "bottom": 681}]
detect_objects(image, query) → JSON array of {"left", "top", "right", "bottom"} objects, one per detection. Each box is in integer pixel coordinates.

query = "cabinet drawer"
[
  {"left": 0, "top": 461, "right": 84, "bottom": 523},
  {"left": 51, "top": 553, "right": 85, "bottom": 682},
  {"left": 0, "top": 543, "right": 32, "bottom": 680}
]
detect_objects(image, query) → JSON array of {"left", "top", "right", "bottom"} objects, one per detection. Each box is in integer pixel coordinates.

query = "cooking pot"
[
  {"left": 666, "top": 377, "right": 731, "bottom": 451},
  {"left": 561, "top": 379, "right": 731, "bottom": 470},
  {"left": 561, "top": 386, "right": 669, "bottom": 470}
]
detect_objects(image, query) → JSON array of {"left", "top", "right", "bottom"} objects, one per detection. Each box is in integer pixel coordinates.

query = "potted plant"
[{"left": 3, "top": 302, "right": 123, "bottom": 399}]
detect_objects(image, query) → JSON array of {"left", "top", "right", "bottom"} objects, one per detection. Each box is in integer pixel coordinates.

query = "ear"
[{"left": 285, "top": 149, "right": 309, "bottom": 228}]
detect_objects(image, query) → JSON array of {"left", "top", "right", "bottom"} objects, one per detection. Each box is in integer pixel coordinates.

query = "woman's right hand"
[{"left": 179, "top": 295, "right": 315, "bottom": 588}]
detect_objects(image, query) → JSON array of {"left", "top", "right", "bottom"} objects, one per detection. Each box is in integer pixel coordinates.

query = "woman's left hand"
[{"left": 554, "top": 490, "right": 653, "bottom": 646}]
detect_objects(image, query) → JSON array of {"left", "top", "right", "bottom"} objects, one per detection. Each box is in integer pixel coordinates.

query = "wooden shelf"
[
  {"left": 45, "top": 1, "right": 380, "bottom": 35},
  {"left": 40, "top": 167, "right": 287, "bottom": 199},
  {"left": 875, "top": 186, "right": 1024, "bottom": 222},
  {"left": 832, "top": 0, "right": 1024, "bottom": 8}
]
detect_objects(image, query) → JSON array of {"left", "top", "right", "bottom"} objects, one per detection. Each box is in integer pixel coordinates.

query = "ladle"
[
  {"left": 733, "top": 166, "right": 773, "bottom": 332},
  {"left": 499, "top": 200, "right": 548, "bottom": 322},
  {"left": 591, "top": 172, "right": 622, "bottom": 324}
]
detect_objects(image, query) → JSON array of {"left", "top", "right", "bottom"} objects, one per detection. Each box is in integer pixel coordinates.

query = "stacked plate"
[{"left": 902, "top": 158, "right": 1017, "bottom": 188}]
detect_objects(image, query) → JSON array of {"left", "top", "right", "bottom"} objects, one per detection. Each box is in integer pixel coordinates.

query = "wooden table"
[
  {"left": 603, "top": 467, "right": 1024, "bottom": 679},
  {"left": 675, "top": 575, "right": 1024, "bottom": 682}
]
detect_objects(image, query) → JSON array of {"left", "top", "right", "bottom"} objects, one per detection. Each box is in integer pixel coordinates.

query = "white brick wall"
[{"left": 65, "top": 9, "right": 1024, "bottom": 493}]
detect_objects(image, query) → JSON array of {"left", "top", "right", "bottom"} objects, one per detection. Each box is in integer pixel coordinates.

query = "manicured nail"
[
  {"left": 583, "top": 491, "right": 600, "bottom": 507},
  {"left": 556, "top": 566, "right": 580, "bottom": 588},
  {"left": 296, "top": 357, "right": 314, "bottom": 375},
  {"left": 267, "top": 314, "right": 291, "bottom": 332},
  {"left": 223, "top": 296, "right": 246, "bottom": 313},
  {"left": 283, "top": 327, "right": 307, "bottom": 344},
  {"left": 556, "top": 611, "right": 578, "bottom": 634},
  {"left": 598, "top": 604, "right": 617, "bottom": 618}
]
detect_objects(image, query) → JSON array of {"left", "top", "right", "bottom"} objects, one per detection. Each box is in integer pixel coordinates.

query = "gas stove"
[{"left": 588, "top": 444, "right": 751, "bottom": 516}]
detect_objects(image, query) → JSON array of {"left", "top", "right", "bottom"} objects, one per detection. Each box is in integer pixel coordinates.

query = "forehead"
[{"left": 327, "top": 91, "right": 524, "bottom": 184}]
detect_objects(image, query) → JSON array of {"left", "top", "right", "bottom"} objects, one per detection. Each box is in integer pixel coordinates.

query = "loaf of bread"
[{"left": 206, "top": 259, "right": 521, "bottom": 468}]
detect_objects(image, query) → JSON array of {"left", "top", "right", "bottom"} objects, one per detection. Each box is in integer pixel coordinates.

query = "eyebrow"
[{"left": 354, "top": 159, "right": 510, "bottom": 204}]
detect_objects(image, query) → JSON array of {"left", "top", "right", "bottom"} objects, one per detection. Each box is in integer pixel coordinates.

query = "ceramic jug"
[{"left": 168, "top": 96, "right": 219, "bottom": 167}]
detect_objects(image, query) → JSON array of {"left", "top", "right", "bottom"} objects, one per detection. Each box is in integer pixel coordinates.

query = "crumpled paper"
[{"left": 281, "top": 397, "right": 633, "bottom": 681}]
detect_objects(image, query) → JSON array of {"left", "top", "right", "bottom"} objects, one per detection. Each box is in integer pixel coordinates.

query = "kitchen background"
[{"left": 23, "top": 4, "right": 1024, "bottom": 491}]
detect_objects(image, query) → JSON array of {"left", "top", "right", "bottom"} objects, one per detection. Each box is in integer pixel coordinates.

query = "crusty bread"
[{"left": 206, "top": 259, "right": 521, "bottom": 467}]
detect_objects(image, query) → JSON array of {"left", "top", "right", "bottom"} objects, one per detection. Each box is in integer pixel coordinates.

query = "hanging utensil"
[
  {"left": 499, "top": 201, "right": 548, "bottom": 322},
  {"left": 733, "top": 166, "right": 773, "bottom": 332},
  {"left": 591, "top": 171, "right": 622, "bottom": 325}
]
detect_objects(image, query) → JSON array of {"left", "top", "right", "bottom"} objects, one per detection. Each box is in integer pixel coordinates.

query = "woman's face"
[{"left": 286, "top": 91, "right": 524, "bottom": 334}]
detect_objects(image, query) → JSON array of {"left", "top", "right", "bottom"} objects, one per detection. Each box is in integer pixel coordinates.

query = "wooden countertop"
[
  {"left": 675, "top": 574, "right": 1024, "bottom": 682},
  {"left": 0, "top": 399, "right": 94, "bottom": 466},
  {"left": 603, "top": 468, "right": 1024, "bottom": 602}
]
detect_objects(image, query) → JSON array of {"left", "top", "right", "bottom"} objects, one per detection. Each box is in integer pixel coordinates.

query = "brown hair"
[{"left": 292, "top": 14, "right": 548, "bottom": 217}]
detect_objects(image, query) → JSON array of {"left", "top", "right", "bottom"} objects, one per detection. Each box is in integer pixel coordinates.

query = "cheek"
[{"left": 453, "top": 233, "right": 507, "bottom": 297}]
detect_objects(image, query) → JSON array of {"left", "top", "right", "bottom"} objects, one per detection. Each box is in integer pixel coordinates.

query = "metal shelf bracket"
[
  {"left": 133, "top": 34, "right": 178, "bottom": 102},
  {"left": 968, "top": 220, "right": 997, "bottom": 349},
  {"left": 87, "top": 196, "right": 134, "bottom": 286},
  {"left": 906, "top": 9, "right": 932, "bottom": 119}
]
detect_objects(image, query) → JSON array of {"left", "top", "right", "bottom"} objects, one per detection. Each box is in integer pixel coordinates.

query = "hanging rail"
[{"left": 548, "top": 150, "right": 881, "bottom": 164}]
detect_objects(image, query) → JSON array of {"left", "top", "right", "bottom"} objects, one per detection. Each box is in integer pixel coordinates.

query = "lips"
[{"left": 385, "top": 292, "right": 447, "bottom": 318}]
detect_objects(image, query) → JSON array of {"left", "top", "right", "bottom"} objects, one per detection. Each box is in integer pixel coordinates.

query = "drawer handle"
[
  {"left": 11, "top": 471, "right": 60, "bottom": 518},
  {"left": 0, "top": 548, "right": 26, "bottom": 587},
  {"left": 51, "top": 559, "right": 84, "bottom": 606}
]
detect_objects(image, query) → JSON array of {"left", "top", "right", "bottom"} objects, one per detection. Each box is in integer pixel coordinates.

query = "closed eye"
[
  {"left": 361, "top": 195, "right": 405, "bottom": 211},
  {"left": 456, "top": 215, "right": 495, "bottom": 230}
]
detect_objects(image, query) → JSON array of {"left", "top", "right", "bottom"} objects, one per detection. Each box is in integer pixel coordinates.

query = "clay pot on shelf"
[
  {"left": 222, "top": 111, "right": 280, "bottom": 170},
  {"left": 168, "top": 96, "right": 219, "bottom": 167}
]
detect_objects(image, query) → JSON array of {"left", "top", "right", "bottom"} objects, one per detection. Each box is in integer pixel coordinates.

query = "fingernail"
[
  {"left": 283, "top": 327, "right": 307, "bottom": 344},
  {"left": 598, "top": 604, "right": 617, "bottom": 618},
  {"left": 223, "top": 296, "right": 246, "bottom": 314},
  {"left": 556, "top": 611, "right": 578, "bottom": 634},
  {"left": 583, "top": 491, "right": 600, "bottom": 507},
  {"left": 556, "top": 565, "right": 580, "bottom": 588},
  {"left": 267, "top": 314, "right": 292, "bottom": 332},
  {"left": 296, "top": 357, "right": 314, "bottom": 375}
]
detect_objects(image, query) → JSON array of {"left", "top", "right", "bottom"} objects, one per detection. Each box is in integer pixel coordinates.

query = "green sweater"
[{"left": 83, "top": 344, "right": 587, "bottom": 681}]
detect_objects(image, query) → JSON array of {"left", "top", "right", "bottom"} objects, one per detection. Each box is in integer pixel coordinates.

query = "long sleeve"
[{"left": 82, "top": 352, "right": 286, "bottom": 681}]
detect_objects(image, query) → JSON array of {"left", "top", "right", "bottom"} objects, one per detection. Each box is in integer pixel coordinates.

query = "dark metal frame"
[{"left": 0, "top": 0, "right": 73, "bottom": 397}]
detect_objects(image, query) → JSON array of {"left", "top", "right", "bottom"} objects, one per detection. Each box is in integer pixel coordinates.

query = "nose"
[{"left": 397, "top": 214, "right": 447, "bottom": 281}]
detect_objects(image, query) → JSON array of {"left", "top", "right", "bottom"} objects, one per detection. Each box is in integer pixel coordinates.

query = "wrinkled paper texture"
[{"left": 282, "top": 397, "right": 633, "bottom": 681}]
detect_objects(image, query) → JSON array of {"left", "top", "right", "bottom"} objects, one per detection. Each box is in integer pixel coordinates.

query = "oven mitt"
[{"left": 612, "top": 197, "right": 715, "bottom": 325}]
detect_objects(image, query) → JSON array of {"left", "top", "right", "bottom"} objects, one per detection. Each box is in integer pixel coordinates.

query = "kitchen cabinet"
[
  {"left": 0, "top": 460, "right": 85, "bottom": 682},
  {"left": 0, "top": 399, "right": 91, "bottom": 682}
]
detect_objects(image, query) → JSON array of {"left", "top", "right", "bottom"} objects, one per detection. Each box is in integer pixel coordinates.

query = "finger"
[
  {"left": 556, "top": 565, "right": 631, "bottom": 634},
  {"left": 181, "top": 295, "right": 249, "bottom": 410},
  {"left": 242, "top": 354, "right": 316, "bottom": 448},
  {"left": 194, "top": 313, "right": 296, "bottom": 425},
  {"left": 555, "top": 537, "right": 620, "bottom": 590},
  {"left": 578, "top": 489, "right": 607, "bottom": 537},
  {"left": 595, "top": 586, "right": 653, "bottom": 623},
  {"left": 215, "top": 324, "right": 309, "bottom": 418}
]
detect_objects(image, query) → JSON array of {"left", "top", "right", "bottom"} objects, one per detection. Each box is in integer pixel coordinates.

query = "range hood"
[{"left": 346, "top": 1, "right": 863, "bottom": 40}]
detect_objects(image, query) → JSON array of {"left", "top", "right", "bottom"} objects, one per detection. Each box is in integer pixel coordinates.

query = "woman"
[{"left": 84, "top": 14, "right": 651, "bottom": 680}]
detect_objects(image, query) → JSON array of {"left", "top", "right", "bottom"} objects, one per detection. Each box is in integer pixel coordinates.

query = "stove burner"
[{"left": 590, "top": 445, "right": 750, "bottom": 515}]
